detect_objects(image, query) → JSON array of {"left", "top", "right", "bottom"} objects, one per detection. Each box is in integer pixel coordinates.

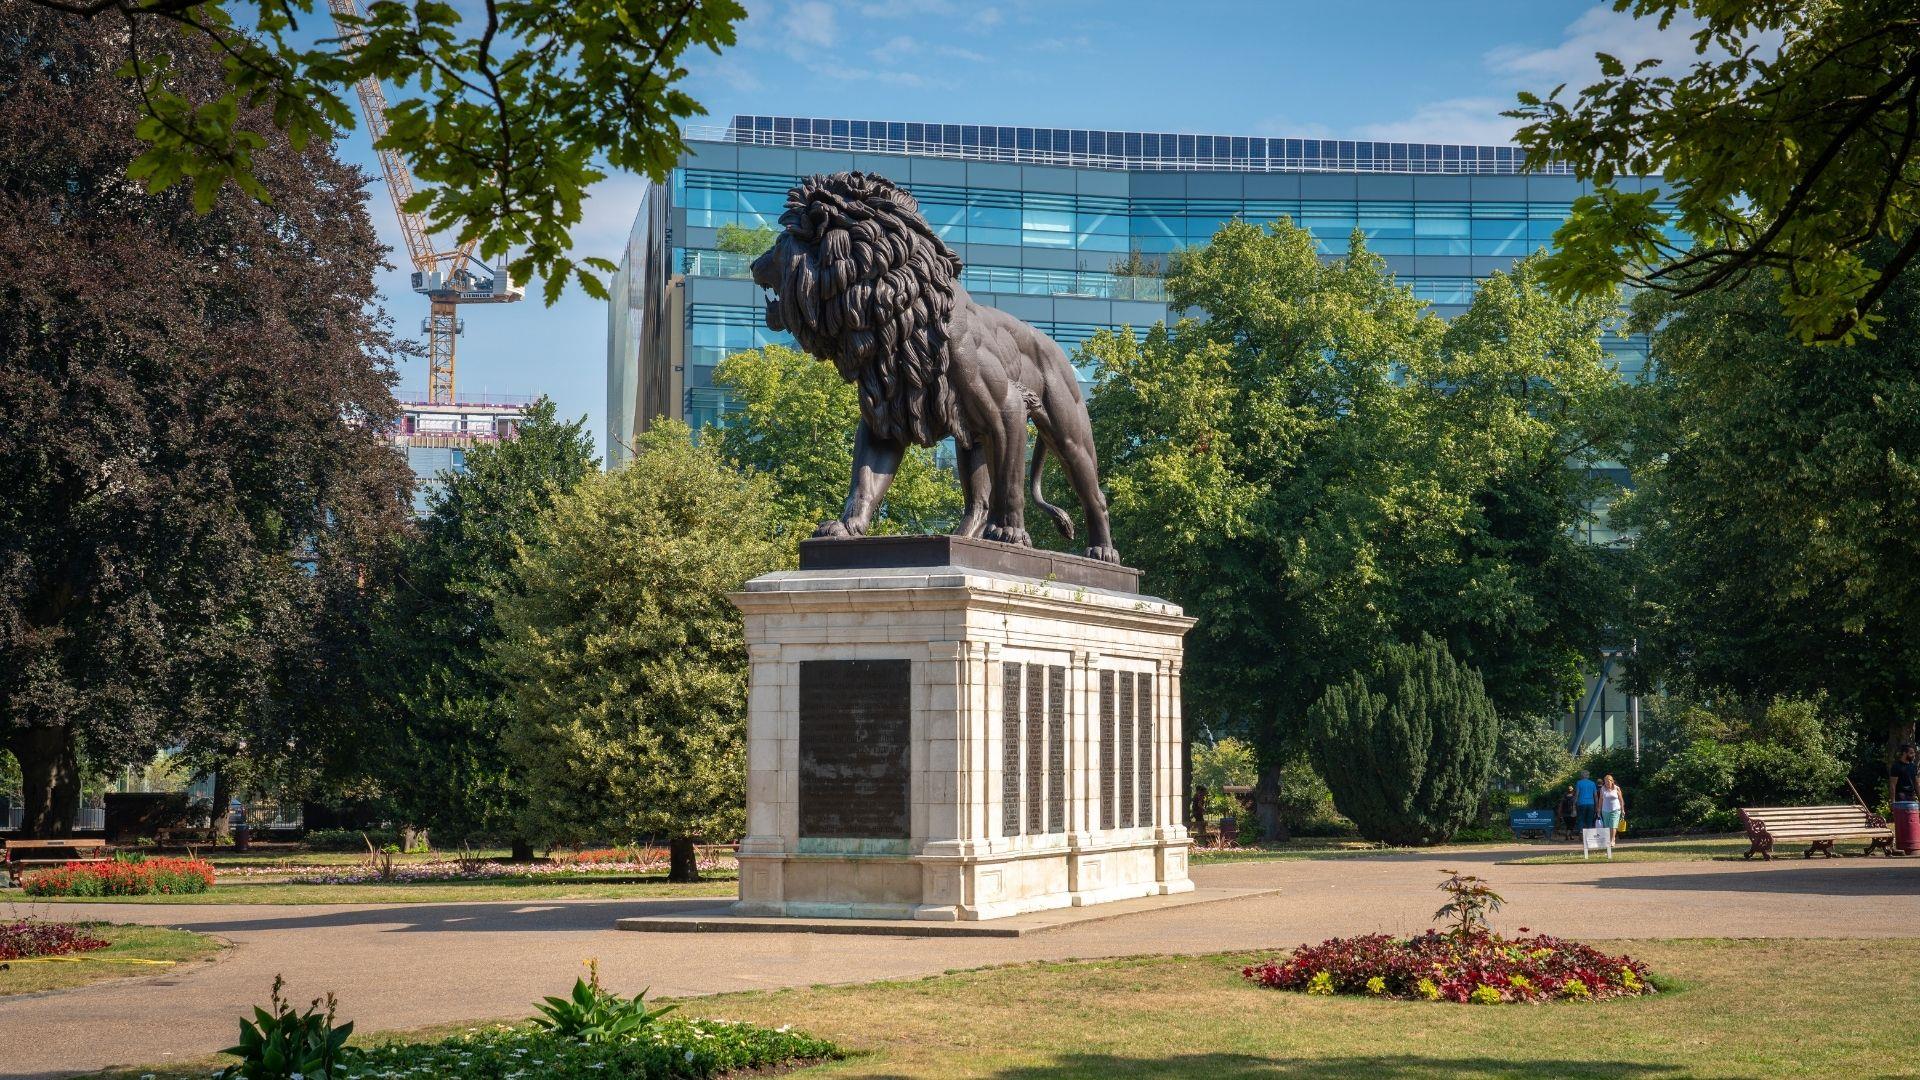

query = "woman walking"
[{"left": 1599, "top": 774, "right": 1627, "bottom": 844}]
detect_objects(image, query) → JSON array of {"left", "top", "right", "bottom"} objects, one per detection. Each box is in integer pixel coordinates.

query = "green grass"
[
  {"left": 665, "top": 938, "right": 1915, "bottom": 1078},
  {"left": 1500, "top": 837, "right": 1753, "bottom": 865},
  {"left": 26, "top": 873, "right": 737, "bottom": 905},
  {"left": 87, "top": 938, "right": 1920, "bottom": 1078},
  {"left": 0, "top": 923, "right": 224, "bottom": 996}
]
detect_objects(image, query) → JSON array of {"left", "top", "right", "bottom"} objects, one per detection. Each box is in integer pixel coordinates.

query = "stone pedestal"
[{"left": 731, "top": 536, "right": 1194, "bottom": 921}]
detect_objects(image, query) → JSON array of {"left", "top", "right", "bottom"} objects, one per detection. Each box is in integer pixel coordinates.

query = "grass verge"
[
  {"left": 91, "top": 938, "right": 1914, "bottom": 1079},
  {"left": 19, "top": 874, "right": 737, "bottom": 905},
  {"left": 1, "top": 923, "right": 223, "bottom": 996}
]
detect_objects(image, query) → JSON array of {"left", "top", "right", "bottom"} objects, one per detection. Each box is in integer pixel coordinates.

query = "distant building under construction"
[{"left": 388, "top": 397, "right": 532, "bottom": 515}]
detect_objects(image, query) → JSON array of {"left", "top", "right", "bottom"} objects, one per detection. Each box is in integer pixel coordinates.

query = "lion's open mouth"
[{"left": 763, "top": 288, "right": 784, "bottom": 332}]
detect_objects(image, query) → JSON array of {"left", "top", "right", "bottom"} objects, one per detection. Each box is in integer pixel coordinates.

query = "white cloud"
[
  {"left": 1024, "top": 33, "right": 1090, "bottom": 54},
  {"left": 856, "top": 0, "right": 955, "bottom": 16},
  {"left": 780, "top": 1, "right": 838, "bottom": 53},
  {"left": 1348, "top": 2, "right": 1762, "bottom": 147},
  {"left": 1487, "top": 3, "right": 1711, "bottom": 87},
  {"left": 1355, "top": 97, "right": 1522, "bottom": 146},
  {"left": 969, "top": 6, "right": 1002, "bottom": 31}
]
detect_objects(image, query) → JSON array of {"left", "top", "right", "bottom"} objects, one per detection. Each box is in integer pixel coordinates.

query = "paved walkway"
[{"left": 5, "top": 846, "right": 1919, "bottom": 1078}]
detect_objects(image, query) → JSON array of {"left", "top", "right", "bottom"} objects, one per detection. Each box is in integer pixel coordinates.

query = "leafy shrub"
[
  {"left": 0, "top": 918, "right": 108, "bottom": 960},
  {"left": 348, "top": 1020, "right": 839, "bottom": 1079},
  {"left": 533, "top": 960, "right": 675, "bottom": 1044},
  {"left": 303, "top": 829, "right": 399, "bottom": 852},
  {"left": 1277, "top": 755, "right": 1351, "bottom": 837},
  {"left": 21, "top": 856, "right": 213, "bottom": 897},
  {"left": 1308, "top": 635, "right": 1498, "bottom": 845},
  {"left": 1495, "top": 714, "right": 1575, "bottom": 792},
  {"left": 218, "top": 976, "right": 353, "bottom": 1080},
  {"left": 1648, "top": 740, "right": 1736, "bottom": 826}
]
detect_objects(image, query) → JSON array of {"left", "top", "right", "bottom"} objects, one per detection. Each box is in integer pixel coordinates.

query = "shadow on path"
[
  {"left": 1573, "top": 861, "right": 1920, "bottom": 897},
  {"left": 971, "top": 1054, "right": 1694, "bottom": 1080},
  {"left": 146, "top": 897, "right": 720, "bottom": 936}
]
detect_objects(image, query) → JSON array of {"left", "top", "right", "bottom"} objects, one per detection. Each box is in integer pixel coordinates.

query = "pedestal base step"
[{"left": 613, "top": 886, "right": 1277, "bottom": 938}]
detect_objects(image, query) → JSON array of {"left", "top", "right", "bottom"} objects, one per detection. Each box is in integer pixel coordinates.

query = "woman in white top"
[{"left": 1599, "top": 774, "right": 1626, "bottom": 842}]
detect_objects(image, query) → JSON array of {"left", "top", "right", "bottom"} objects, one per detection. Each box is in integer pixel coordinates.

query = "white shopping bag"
[{"left": 1582, "top": 826, "right": 1613, "bottom": 859}]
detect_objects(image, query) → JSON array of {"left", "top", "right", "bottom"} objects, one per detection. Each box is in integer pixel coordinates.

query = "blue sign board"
[{"left": 1508, "top": 809, "right": 1557, "bottom": 838}]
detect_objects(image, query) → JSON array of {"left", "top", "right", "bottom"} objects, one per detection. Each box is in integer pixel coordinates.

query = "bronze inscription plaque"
[{"left": 798, "top": 659, "right": 911, "bottom": 839}]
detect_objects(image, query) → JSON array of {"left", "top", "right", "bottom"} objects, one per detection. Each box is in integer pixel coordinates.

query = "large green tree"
[
  {"left": 367, "top": 398, "right": 596, "bottom": 854},
  {"left": 709, "top": 344, "right": 963, "bottom": 541},
  {"left": 1307, "top": 634, "right": 1499, "bottom": 846},
  {"left": 495, "top": 421, "right": 787, "bottom": 881},
  {"left": 1619, "top": 246, "right": 1920, "bottom": 749},
  {"left": 17, "top": 0, "right": 746, "bottom": 300},
  {"left": 0, "top": 7, "right": 411, "bottom": 836},
  {"left": 1511, "top": 1, "right": 1920, "bottom": 344},
  {"left": 1082, "top": 221, "right": 1627, "bottom": 767}
]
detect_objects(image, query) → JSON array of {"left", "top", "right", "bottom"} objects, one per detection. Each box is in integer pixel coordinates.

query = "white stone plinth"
[{"left": 730, "top": 559, "right": 1195, "bottom": 921}]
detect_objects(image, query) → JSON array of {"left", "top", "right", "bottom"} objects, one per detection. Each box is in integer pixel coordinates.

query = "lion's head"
[{"left": 749, "top": 171, "right": 970, "bottom": 448}]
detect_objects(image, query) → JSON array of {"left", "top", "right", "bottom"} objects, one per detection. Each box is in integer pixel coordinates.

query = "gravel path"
[{"left": 5, "top": 845, "right": 1917, "bottom": 1079}]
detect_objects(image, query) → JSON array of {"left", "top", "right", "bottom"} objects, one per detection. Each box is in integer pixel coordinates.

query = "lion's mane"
[{"left": 767, "top": 172, "right": 970, "bottom": 448}]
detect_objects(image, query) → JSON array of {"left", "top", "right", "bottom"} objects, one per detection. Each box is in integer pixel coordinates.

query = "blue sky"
[{"left": 323, "top": 1, "right": 1706, "bottom": 456}]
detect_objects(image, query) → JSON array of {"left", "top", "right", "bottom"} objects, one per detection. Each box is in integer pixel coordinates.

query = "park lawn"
[
  {"left": 0, "top": 924, "right": 223, "bottom": 996},
  {"left": 32, "top": 873, "right": 736, "bottom": 905},
  {"left": 661, "top": 938, "right": 1913, "bottom": 1078},
  {"left": 1501, "top": 836, "right": 1754, "bottom": 865},
  {"left": 88, "top": 938, "right": 1919, "bottom": 1079}
]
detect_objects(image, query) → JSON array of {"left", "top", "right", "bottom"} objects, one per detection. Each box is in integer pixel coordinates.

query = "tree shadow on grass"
[{"left": 974, "top": 1053, "right": 1700, "bottom": 1079}]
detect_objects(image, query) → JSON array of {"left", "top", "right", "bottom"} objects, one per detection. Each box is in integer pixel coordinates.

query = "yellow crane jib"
[{"left": 325, "top": 0, "right": 525, "bottom": 405}]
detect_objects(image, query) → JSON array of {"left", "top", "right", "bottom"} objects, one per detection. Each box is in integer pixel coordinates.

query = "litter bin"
[
  {"left": 1893, "top": 801, "right": 1920, "bottom": 855},
  {"left": 232, "top": 823, "right": 251, "bottom": 852}
]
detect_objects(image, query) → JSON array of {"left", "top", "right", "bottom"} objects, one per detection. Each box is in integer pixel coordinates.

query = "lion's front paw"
[
  {"left": 1085, "top": 545, "right": 1121, "bottom": 564},
  {"left": 984, "top": 524, "right": 1033, "bottom": 547},
  {"left": 813, "top": 519, "right": 856, "bottom": 539}
]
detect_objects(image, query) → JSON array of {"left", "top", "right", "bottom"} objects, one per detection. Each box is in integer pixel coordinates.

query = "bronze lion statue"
[{"left": 750, "top": 171, "right": 1119, "bottom": 563}]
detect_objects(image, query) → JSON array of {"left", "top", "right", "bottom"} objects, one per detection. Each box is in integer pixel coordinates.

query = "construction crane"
[{"left": 326, "top": 0, "right": 524, "bottom": 405}]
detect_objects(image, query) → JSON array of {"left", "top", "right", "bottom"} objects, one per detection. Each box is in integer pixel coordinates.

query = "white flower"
[{"left": 685, "top": 1050, "right": 696, "bottom": 1064}]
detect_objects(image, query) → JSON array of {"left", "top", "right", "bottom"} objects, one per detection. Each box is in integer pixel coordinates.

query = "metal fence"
[{"left": 2, "top": 806, "right": 104, "bottom": 832}]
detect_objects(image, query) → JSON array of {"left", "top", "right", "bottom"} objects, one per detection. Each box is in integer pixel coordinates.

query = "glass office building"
[{"left": 606, "top": 115, "right": 1662, "bottom": 751}]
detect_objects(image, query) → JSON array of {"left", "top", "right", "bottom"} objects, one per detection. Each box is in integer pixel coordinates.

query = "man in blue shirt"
[{"left": 1574, "top": 771, "right": 1599, "bottom": 831}]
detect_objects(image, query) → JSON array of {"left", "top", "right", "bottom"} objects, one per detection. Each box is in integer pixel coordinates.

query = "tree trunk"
[
  {"left": 208, "top": 768, "right": 231, "bottom": 843},
  {"left": 668, "top": 836, "right": 700, "bottom": 883},
  {"left": 8, "top": 725, "right": 78, "bottom": 838},
  {"left": 1253, "top": 761, "right": 1286, "bottom": 843},
  {"left": 510, "top": 837, "right": 534, "bottom": 862}
]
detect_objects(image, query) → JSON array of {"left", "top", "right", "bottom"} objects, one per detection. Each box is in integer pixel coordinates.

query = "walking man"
[{"left": 1575, "top": 770, "right": 1599, "bottom": 833}]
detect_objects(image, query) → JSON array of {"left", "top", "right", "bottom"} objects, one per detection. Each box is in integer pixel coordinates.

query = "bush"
[
  {"left": 21, "top": 856, "right": 214, "bottom": 897},
  {"left": 303, "top": 828, "right": 399, "bottom": 852},
  {"left": 0, "top": 918, "right": 109, "bottom": 960},
  {"left": 1308, "top": 635, "right": 1498, "bottom": 845},
  {"left": 1648, "top": 740, "right": 1736, "bottom": 827},
  {"left": 1276, "top": 756, "right": 1351, "bottom": 837},
  {"left": 348, "top": 1020, "right": 839, "bottom": 1079}
]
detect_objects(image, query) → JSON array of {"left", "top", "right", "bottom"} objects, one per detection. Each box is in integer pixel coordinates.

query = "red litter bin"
[{"left": 1892, "top": 801, "right": 1920, "bottom": 855}]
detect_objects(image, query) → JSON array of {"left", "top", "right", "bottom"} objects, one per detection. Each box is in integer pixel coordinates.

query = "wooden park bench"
[
  {"left": 2, "top": 838, "right": 109, "bottom": 886},
  {"left": 1737, "top": 805, "right": 1893, "bottom": 860}
]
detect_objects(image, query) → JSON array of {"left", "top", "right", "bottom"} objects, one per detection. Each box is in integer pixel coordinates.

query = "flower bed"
[
  {"left": 219, "top": 849, "right": 736, "bottom": 885},
  {"left": 338, "top": 1019, "right": 838, "bottom": 1079},
  {"left": 1243, "top": 929, "right": 1655, "bottom": 1003},
  {"left": 0, "top": 919, "right": 110, "bottom": 960},
  {"left": 21, "top": 857, "right": 215, "bottom": 897}
]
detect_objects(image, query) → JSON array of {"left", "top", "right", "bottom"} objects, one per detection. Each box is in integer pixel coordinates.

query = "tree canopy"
[
  {"left": 494, "top": 421, "right": 786, "bottom": 880},
  {"left": 1081, "top": 220, "right": 1628, "bottom": 760},
  {"left": 1618, "top": 245, "right": 1920, "bottom": 745},
  {"left": 0, "top": 6, "right": 411, "bottom": 834},
  {"left": 709, "top": 344, "right": 962, "bottom": 542},
  {"left": 366, "top": 398, "right": 597, "bottom": 849},
  {"left": 1511, "top": 1, "right": 1920, "bottom": 344},
  {"left": 16, "top": 0, "right": 746, "bottom": 301}
]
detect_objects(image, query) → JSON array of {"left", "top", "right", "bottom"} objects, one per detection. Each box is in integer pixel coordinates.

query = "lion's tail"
[{"left": 1029, "top": 439, "right": 1076, "bottom": 541}]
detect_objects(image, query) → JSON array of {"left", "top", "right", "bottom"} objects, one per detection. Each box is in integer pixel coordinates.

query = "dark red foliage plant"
[{"left": 0, "top": 919, "right": 110, "bottom": 961}]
